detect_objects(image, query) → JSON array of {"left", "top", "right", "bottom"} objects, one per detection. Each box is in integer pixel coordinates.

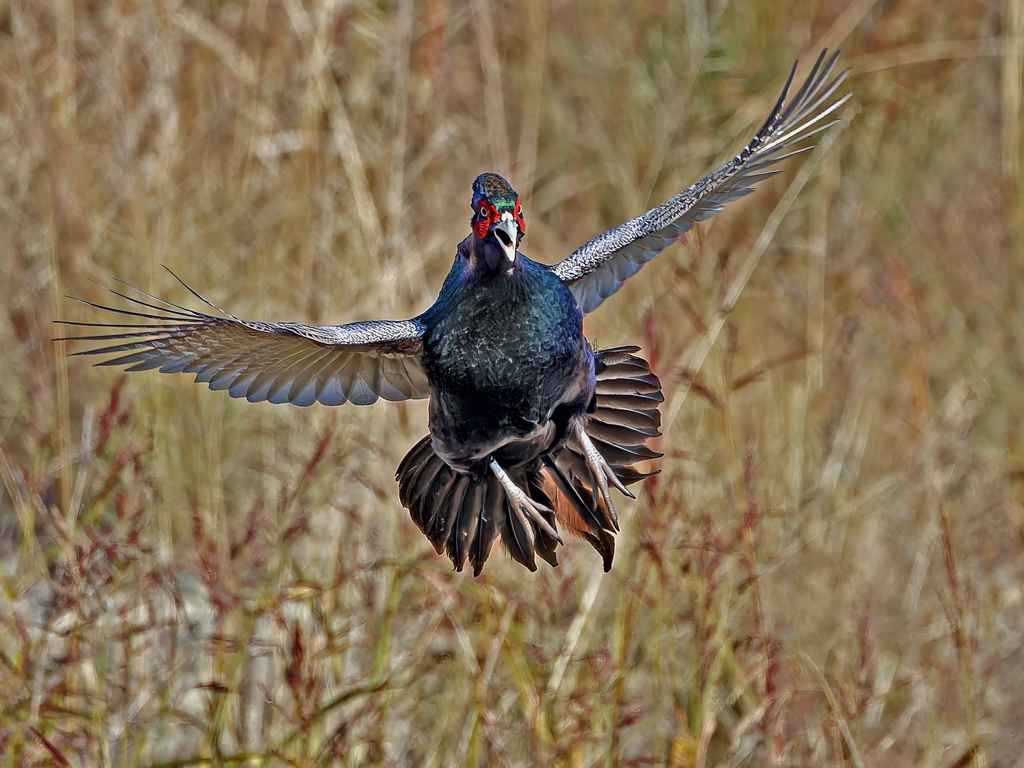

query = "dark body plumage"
[
  {"left": 59, "top": 52, "right": 850, "bottom": 574},
  {"left": 421, "top": 240, "right": 590, "bottom": 470}
]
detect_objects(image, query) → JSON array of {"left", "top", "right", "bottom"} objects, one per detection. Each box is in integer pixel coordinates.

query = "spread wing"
[
  {"left": 57, "top": 273, "right": 430, "bottom": 406},
  {"left": 553, "top": 49, "right": 851, "bottom": 313}
]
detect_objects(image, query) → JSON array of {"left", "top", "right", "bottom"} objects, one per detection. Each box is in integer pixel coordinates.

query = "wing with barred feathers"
[
  {"left": 554, "top": 49, "right": 850, "bottom": 313},
  {"left": 57, "top": 274, "right": 430, "bottom": 407}
]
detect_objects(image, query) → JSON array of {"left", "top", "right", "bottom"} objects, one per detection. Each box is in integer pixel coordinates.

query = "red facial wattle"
[
  {"left": 513, "top": 200, "right": 525, "bottom": 235},
  {"left": 472, "top": 200, "right": 496, "bottom": 238}
]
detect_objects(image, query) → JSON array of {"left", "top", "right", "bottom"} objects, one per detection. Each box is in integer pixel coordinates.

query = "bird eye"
[{"left": 478, "top": 204, "right": 489, "bottom": 217}]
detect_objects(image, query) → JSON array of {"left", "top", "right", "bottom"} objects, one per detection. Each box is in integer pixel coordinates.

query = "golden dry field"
[{"left": 1, "top": 1, "right": 1021, "bottom": 765}]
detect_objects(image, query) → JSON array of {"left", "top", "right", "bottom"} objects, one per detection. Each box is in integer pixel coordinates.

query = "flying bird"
[{"left": 60, "top": 51, "right": 849, "bottom": 575}]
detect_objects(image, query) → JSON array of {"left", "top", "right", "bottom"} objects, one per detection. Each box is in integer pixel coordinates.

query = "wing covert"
[
  {"left": 58, "top": 275, "right": 430, "bottom": 407},
  {"left": 553, "top": 49, "right": 851, "bottom": 313}
]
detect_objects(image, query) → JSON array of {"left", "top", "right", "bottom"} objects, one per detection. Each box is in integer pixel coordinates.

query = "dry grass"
[{"left": 1, "top": 0, "right": 1021, "bottom": 765}]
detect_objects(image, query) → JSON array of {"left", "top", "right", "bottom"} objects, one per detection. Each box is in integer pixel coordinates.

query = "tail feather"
[
  {"left": 398, "top": 440, "right": 448, "bottom": 545},
  {"left": 592, "top": 374, "right": 661, "bottom": 396},
  {"left": 606, "top": 464, "right": 651, "bottom": 487},
  {"left": 589, "top": 436, "right": 661, "bottom": 465},
  {"left": 525, "top": 471, "right": 560, "bottom": 568},
  {"left": 586, "top": 418, "right": 657, "bottom": 447},
  {"left": 445, "top": 474, "right": 477, "bottom": 570},
  {"left": 425, "top": 473, "right": 460, "bottom": 550},
  {"left": 395, "top": 345, "right": 662, "bottom": 574},
  {"left": 500, "top": 484, "right": 539, "bottom": 572},
  {"left": 591, "top": 406, "right": 660, "bottom": 434},
  {"left": 545, "top": 448, "right": 617, "bottom": 532},
  {"left": 540, "top": 456, "right": 615, "bottom": 569},
  {"left": 596, "top": 392, "right": 663, "bottom": 411},
  {"left": 469, "top": 478, "right": 502, "bottom": 574}
]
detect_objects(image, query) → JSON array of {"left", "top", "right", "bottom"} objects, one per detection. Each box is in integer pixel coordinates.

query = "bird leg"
[
  {"left": 488, "top": 459, "right": 562, "bottom": 544},
  {"left": 569, "top": 420, "right": 635, "bottom": 530}
]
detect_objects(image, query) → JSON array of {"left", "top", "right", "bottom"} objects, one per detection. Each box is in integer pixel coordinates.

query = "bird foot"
[
  {"left": 570, "top": 421, "right": 634, "bottom": 531},
  {"left": 488, "top": 459, "right": 562, "bottom": 544}
]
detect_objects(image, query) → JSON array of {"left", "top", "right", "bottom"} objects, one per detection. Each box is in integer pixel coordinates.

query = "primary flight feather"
[{"left": 61, "top": 51, "right": 849, "bottom": 574}]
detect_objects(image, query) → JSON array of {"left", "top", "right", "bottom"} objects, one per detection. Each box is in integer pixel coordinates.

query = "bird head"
[{"left": 470, "top": 173, "right": 525, "bottom": 271}]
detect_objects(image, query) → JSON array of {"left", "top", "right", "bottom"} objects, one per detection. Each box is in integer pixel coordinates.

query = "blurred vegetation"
[{"left": 1, "top": 0, "right": 1021, "bottom": 765}]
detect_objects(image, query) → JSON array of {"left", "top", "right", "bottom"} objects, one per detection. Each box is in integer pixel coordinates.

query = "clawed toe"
[
  {"left": 570, "top": 420, "right": 634, "bottom": 530},
  {"left": 489, "top": 459, "right": 562, "bottom": 544}
]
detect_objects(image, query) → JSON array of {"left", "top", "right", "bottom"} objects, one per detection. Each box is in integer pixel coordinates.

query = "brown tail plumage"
[{"left": 396, "top": 345, "right": 662, "bottom": 574}]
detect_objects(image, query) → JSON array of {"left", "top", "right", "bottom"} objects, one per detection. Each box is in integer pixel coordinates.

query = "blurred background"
[{"left": 1, "top": 0, "right": 1020, "bottom": 765}]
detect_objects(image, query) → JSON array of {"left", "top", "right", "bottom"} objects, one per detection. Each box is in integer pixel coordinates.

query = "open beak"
[{"left": 492, "top": 213, "right": 518, "bottom": 262}]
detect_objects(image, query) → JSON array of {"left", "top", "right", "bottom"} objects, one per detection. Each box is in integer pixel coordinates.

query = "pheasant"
[{"left": 61, "top": 51, "right": 849, "bottom": 574}]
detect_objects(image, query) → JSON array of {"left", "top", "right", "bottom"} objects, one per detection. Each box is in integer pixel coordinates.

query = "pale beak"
[{"left": 493, "top": 212, "right": 518, "bottom": 262}]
